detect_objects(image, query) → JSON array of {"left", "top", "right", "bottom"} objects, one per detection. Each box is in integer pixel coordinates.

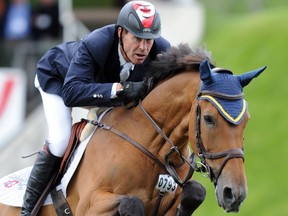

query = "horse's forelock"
[{"left": 145, "top": 44, "right": 214, "bottom": 86}]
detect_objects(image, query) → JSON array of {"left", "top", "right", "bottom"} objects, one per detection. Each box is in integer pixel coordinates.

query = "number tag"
[{"left": 155, "top": 174, "right": 177, "bottom": 193}]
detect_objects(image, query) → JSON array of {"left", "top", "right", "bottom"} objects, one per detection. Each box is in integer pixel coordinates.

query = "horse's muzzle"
[{"left": 215, "top": 179, "right": 247, "bottom": 213}]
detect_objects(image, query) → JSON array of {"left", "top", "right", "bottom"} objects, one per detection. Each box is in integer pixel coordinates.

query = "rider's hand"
[{"left": 114, "top": 81, "right": 148, "bottom": 108}]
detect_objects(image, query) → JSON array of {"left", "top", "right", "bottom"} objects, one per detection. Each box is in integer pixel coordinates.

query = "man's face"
[{"left": 118, "top": 28, "right": 154, "bottom": 65}]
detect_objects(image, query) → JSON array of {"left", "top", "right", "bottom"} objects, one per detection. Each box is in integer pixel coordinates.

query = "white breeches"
[{"left": 35, "top": 77, "right": 72, "bottom": 157}]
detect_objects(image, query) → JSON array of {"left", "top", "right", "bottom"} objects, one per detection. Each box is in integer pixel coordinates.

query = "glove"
[{"left": 115, "top": 81, "right": 148, "bottom": 108}]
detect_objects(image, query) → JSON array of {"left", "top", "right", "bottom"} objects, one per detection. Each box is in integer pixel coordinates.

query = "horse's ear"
[
  {"left": 200, "top": 60, "right": 213, "bottom": 84},
  {"left": 238, "top": 66, "right": 267, "bottom": 87}
]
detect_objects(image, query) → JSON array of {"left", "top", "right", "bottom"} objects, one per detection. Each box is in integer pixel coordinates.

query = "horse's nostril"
[
  {"left": 223, "top": 187, "right": 234, "bottom": 201},
  {"left": 221, "top": 186, "right": 245, "bottom": 212}
]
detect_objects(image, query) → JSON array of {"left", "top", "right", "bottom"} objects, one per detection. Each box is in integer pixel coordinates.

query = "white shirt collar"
[{"left": 118, "top": 43, "right": 135, "bottom": 70}]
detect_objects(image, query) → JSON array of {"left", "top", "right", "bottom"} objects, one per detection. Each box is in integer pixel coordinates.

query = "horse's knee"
[
  {"left": 177, "top": 180, "right": 206, "bottom": 216},
  {"left": 183, "top": 180, "right": 206, "bottom": 206},
  {"left": 118, "top": 196, "right": 145, "bottom": 216}
]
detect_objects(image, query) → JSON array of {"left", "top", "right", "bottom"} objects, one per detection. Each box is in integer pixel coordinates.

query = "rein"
[
  {"left": 92, "top": 103, "right": 196, "bottom": 187},
  {"left": 138, "top": 100, "right": 196, "bottom": 187},
  {"left": 95, "top": 121, "right": 167, "bottom": 171},
  {"left": 195, "top": 90, "right": 245, "bottom": 184}
]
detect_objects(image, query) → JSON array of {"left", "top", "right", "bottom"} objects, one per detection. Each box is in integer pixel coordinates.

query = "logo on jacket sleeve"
[{"left": 93, "top": 94, "right": 103, "bottom": 99}]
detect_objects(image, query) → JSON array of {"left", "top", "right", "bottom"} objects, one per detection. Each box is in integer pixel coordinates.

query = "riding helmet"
[{"left": 117, "top": 1, "right": 161, "bottom": 39}]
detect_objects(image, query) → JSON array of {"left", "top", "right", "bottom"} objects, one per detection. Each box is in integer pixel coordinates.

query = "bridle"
[{"left": 195, "top": 90, "right": 245, "bottom": 184}]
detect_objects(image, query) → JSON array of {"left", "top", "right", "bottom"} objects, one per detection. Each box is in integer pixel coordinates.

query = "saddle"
[
  {"left": 32, "top": 120, "right": 87, "bottom": 216},
  {"left": 60, "top": 119, "right": 88, "bottom": 175},
  {"left": 33, "top": 107, "right": 109, "bottom": 215}
]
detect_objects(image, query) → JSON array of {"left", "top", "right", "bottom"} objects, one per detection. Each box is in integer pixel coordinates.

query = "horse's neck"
[{"left": 141, "top": 72, "right": 200, "bottom": 153}]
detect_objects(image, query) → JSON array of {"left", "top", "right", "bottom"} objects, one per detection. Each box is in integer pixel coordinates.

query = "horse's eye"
[{"left": 203, "top": 115, "right": 215, "bottom": 126}]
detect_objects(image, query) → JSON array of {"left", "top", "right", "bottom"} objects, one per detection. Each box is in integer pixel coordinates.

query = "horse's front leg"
[
  {"left": 114, "top": 196, "right": 145, "bottom": 216},
  {"left": 176, "top": 180, "right": 206, "bottom": 216}
]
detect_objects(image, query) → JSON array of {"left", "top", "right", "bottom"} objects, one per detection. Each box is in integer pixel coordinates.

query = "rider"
[{"left": 21, "top": 1, "right": 170, "bottom": 215}]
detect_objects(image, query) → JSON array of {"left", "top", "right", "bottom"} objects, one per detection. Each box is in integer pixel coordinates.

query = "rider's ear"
[{"left": 117, "top": 27, "right": 123, "bottom": 38}]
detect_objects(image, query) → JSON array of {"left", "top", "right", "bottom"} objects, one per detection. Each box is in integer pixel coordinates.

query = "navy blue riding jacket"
[{"left": 36, "top": 24, "right": 170, "bottom": 108}]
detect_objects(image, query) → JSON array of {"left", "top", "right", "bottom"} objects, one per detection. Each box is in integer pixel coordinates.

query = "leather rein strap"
[
  {"left": 91, "top": 109, "right": 196, "bottom": 187},
  {"left": 96, "top": 121, "right": 167, "bottom": 171},
  {"left": 138, "top": 100, "right": 196, "bottom": 186}
]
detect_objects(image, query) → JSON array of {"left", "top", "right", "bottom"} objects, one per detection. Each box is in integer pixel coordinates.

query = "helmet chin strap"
[{"left": 119, "top": 28, "right": 134, "bottom": 64}]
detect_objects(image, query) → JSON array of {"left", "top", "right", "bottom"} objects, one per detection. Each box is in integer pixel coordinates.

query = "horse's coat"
[{"left": 0, "top": 44, "right": 265, "bottom": 215}]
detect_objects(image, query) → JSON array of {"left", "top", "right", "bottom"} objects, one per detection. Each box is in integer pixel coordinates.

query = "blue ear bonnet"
[
  {"left": 199, "top": 60, "right": 266, "bottom": 125},
  {"left": 200, "top": 71, "right": 247, "bottom": 125}
]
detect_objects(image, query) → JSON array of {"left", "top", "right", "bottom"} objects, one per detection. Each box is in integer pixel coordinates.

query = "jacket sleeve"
[{"left": 62, "top": 40, "right": 115, "bottom": 107}]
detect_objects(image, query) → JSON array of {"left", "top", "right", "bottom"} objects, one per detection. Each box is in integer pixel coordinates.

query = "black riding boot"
[{"left": 20, "top": 142, "right": 62, "bottom": 216}]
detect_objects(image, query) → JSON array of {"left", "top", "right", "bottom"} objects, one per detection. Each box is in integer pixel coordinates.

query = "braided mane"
[{"left": 145, "top": 44, "right": 214, "bottom": 86}]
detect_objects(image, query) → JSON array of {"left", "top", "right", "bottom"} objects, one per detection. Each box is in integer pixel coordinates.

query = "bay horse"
[{"left": 0, "top": 44, "right": 266, "bottom": 215}]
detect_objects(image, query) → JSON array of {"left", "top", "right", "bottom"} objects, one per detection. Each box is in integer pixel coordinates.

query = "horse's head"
[
  {"left": 141, "top": 45, "right": 266, "bottom": 213},
  {"left": 190, "top": 60, "right": 266, "bottom": 212}
]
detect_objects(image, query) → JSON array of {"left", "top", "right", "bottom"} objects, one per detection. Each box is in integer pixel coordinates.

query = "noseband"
[{"left": 195, "top": 90, "right": 245, "bottom": 184}]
